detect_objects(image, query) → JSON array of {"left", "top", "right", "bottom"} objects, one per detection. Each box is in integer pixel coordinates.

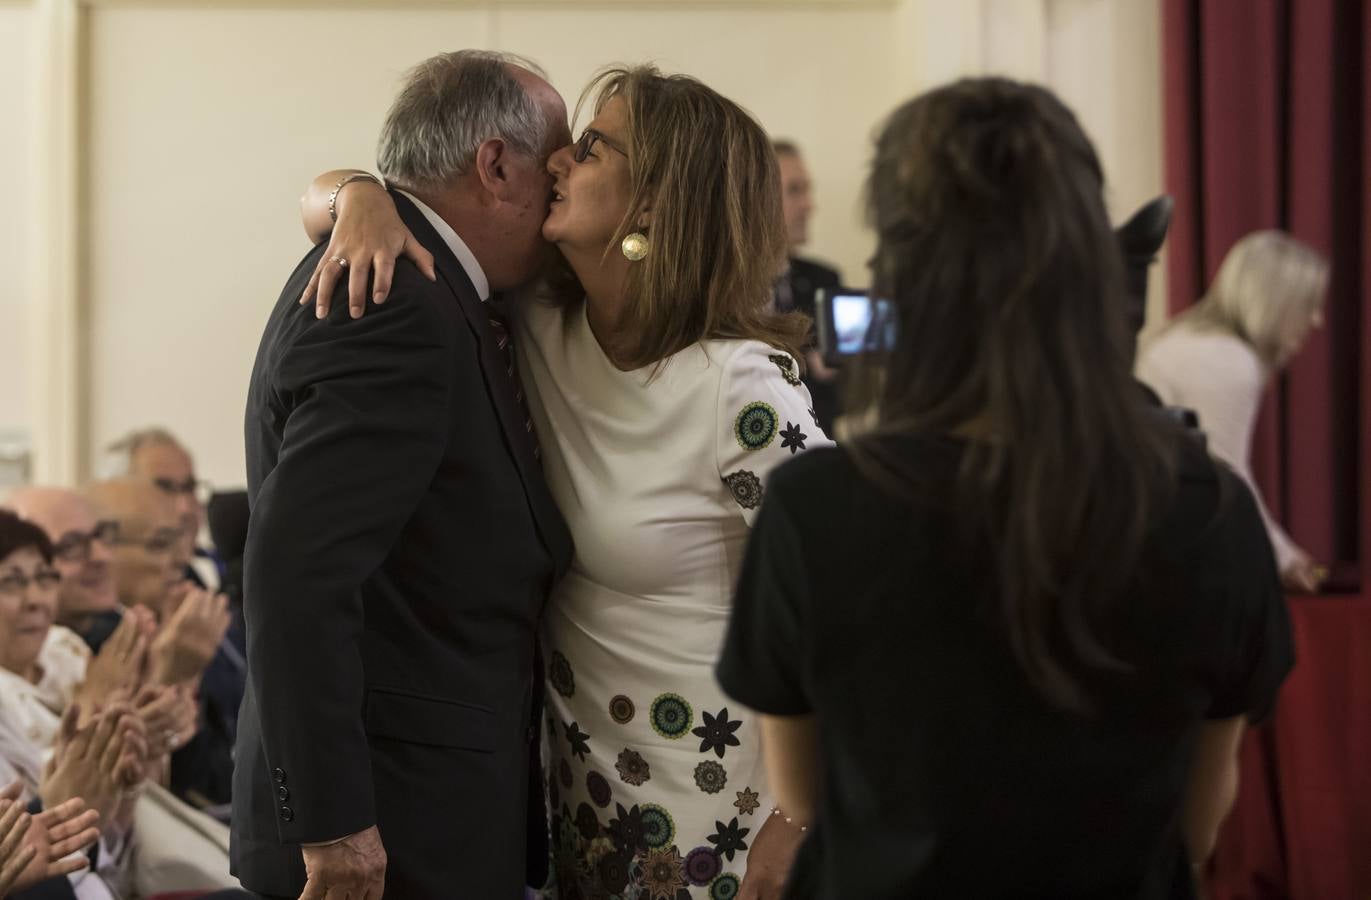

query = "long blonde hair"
[
  {"left": 1169, "top": 230, "right": 1328, "bottom": 366},
  {"left": 549, "top": 65, "right": 808, "bottom": 370}
]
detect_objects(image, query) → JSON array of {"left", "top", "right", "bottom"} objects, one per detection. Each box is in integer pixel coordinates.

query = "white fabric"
[
  {"left": 392, "top": 188, "right": 490, "bottom": 301},
  {"left": 518, "top": 299, "right": 833, "bottom": 893},
  {"left": 1136, "top": 325, "right": 1299, "bottom": 570}
]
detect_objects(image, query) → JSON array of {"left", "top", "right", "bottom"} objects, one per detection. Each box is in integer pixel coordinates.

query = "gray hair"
[
  {"left": 104, "top": 427, "right": 184, "bottom": 476},
  {"left": 378, "top": 50, "right": 550, "bottom": 194}
]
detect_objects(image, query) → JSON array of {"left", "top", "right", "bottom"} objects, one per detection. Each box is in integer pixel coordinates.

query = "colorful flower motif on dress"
[
  {"left": 734, "top": 401, "right": 779, "bottom": 451},
  {"left": 615, "top": 747, "right": 652, "bottom": 786},
  {"left": 558, "top": 758, "right": 573, "bottom": 788},
  {"left": 642, "top": 845, "right": 687, "bottom": 900},
  {"left": 609, "top": 694, "right": 636, "bottom": 724},
  {"left": 564, "top": 720, "right": 591, "bottom": 763},
  {"left": 779, "top": 422, "right": 808, "bottom": 454},
  {"left": 684, "top": 846, "right": 723, "bottom": 886},
  {"left": 549, "top": 650, "right": 575, "bottom": 698},
  {"left": 693, "top": 760, "right": 728, "bottom": 795},
  {"left": 649, "top": 692, "right": 694, "bottom": 740},
  {"left": 768, "top": 353, "right": 803, "bottom": 386},
  {"left": 691, "top": 708, "right": 743, "bottom": 758},
  {"left": 706, "top": 817, "right": 750, "bottom": 862},
  {"left": 722, "top": 471, "right": 763, "bottom": 511},
  {"left": 639, "top": 803, "right": 677, "bottom": 850},
  {"left": 608, "top": 803, "right": 648, "bottom": 855},
  {"left": 807, "top": 406, "right": 820, "bottom": 428},
  {"left": 733, "top": 787, "right": 760, "bottom": 816},
  {"left": 586, "top": 770, "right": 613, "bottom": 808},
  {"left": 710, "top": 872, "right": 742, "bottom": 899}
]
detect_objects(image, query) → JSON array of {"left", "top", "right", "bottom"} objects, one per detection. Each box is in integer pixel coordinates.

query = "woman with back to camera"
[
  {"left": 1136, "top": 230, "right": 1329, "bottom": 592},
  {"left": 716, "top": 78, "right": 1294, "bottom": 899},
  {"left": 297, "top": 64, "right": 831, "bottom": 898}
]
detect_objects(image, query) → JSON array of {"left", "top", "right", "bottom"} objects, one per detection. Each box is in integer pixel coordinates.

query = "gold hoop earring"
[{"left": 621, "top": 232, "right": 650, "bottom": 262}]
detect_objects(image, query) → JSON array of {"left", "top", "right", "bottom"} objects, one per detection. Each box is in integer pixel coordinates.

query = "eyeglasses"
[
  {"left": 108, "top": 527, "right": 182, "bottom": 555},
  {"left": 573, "top": 129, "right": 627, "bottom": 163},
  {"left": 0, "top": 568, "right": 61, "bottom": 598},
  {"left": 152, "top": 477, "right": 213, "bottom": 506},
  {"left": 52, "top": 520, "right": 120, "bottom": 563}
]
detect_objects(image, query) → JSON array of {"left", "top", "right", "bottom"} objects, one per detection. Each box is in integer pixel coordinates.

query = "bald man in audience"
[
  {"left": 85, "top": 478, "right": 242, "bottom": 812},
  {"left": 6, "top": 487, "right": 121, "bottom": 640}
]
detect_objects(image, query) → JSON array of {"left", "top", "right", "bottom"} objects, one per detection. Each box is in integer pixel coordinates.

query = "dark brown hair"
[
  {"left": 0, "top": 510, "right": 54, "bottom": 566},
  {"left": 553, "top": 66, "right": 809, "bottom": 369},
  {"left": 850, "top": 78, "right": 1178, "bottom": 711}
]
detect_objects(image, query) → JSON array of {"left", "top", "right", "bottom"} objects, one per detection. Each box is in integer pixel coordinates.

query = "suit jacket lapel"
[{"left": 392, "top": 193, "right": 573, "bottom": 573}]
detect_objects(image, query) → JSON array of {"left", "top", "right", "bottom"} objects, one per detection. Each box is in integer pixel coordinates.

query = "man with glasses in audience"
[
  {"left": 106, "top": 428, "right": 221, "bottom": 593},
  {"left": 6, "top": 487, "right": 122, "bottom": 645},
  {"left": 84, "top": 478, "right": 241, "bottom": 813}
]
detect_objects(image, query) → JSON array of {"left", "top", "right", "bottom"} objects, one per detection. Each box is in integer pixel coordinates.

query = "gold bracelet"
[{"left": 328, "top": 172, "right": 384, "bottom": 222}]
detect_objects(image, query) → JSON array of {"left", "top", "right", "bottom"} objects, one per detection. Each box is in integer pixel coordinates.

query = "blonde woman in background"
[{"left": 1136, "top": 230, "right": 1330, "bottom": 591}]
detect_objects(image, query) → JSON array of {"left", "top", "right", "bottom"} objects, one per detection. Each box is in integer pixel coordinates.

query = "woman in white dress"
[
  {"left": 303, "top": 66, "right": 832, "bottom": 899},
  {"left": 1136, "top": 230, "right": 1328, "bottom": 592}
]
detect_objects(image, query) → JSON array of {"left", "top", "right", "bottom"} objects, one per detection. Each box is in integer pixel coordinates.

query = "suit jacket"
[
  {"left": 777, "top": 256, "right": 843, "bottom": 433},
  {"left": 231, "top": 193, "right": 572, "bottom": 898}
]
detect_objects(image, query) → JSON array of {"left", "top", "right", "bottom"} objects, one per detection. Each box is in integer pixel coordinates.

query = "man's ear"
[{"left": 473, "top": 138, "right": 512, "bottom": 201}]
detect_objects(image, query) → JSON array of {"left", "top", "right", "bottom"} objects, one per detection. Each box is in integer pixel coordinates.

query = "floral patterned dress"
[{"left": 517, "top": 300, "right": 831, "bottom": 900}]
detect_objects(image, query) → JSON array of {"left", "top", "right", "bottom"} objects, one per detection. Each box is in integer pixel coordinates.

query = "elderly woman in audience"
[
  {"left": 1136, "top": 230, "right": 1330, "bottom": 592},
  {"left": 0, "top": 508, "right": 147, "bottom": 899},
  {"left": 11, "top": 484, "right": 229, "bottom": 804},
  {"left": 718, "top": 78, "right": 1294, "bottom": 899}
]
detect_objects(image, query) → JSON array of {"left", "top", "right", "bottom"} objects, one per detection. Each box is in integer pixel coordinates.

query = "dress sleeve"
[{"left": 715, "top": 343, "right": 834, "bottom": 525}]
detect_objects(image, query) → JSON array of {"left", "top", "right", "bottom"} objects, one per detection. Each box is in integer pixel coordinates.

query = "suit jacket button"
[
  {"left": 273, "top": 768, "right": 287, "bottom": 784},
  {"left": 277, "top": 786, "right": 290, "bottom": 801},
  {"left": 279, "top": 806, "right": 294, "bottom": 823}
]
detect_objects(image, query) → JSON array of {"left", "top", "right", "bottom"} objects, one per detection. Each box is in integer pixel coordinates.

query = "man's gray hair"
[
  {"left": 104, "top": 427, "right": 183, "bottom": 476},
  {"left": 378, "top": 50, "right": 550, "bottom": 195}
]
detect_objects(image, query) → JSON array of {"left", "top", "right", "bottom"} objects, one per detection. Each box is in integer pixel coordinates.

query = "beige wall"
[
  {"left": 0, "top": 4, "right": 34, "bottom": 482},
  {"left": 11, "top": 0, "right": 1164, "bottom": 488}
]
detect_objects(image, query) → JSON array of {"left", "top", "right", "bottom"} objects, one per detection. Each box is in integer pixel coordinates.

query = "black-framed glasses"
[
  {"left": 152, "top": 477, "right": 213, "bottom": 506},
  {"left": 108, "top": 527, "right": 182, "bottom": 556},
  {"left": 0, "top": 567, "right": 61, "bottom": 598},
  {"left": 53, "top": 520, "right": 120, "bottom": 563},
  {"left": 573, "top": 129, "right": 627, "bottom": 163}
]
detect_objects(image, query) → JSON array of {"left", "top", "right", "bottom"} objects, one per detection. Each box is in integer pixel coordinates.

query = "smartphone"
[{"left": 814, "top": 288, "right": 897, "bottom": 367}]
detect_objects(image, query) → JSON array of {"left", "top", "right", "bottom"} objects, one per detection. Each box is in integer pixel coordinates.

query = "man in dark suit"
[
  {"left": 771, "top": 141, "right": 844, "bottom": 433},
  {"left": 231, "top": 51, "right": 573, "bottom": 899}
]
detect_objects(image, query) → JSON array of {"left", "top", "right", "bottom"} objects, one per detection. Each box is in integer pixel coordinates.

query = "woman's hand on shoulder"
[{"left": 301, "top": 180, "right": 435, "bottom": 321}]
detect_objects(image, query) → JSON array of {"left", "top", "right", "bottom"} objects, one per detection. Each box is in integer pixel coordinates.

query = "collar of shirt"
[{"left": 393, "top": 188, "right": 490, "bottom": 302}]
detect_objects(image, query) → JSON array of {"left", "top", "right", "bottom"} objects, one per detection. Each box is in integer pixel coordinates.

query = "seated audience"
[
  {"left": 1135, "top": 230, "right": 1330, "bottom": 592},
  {"left": 81, "top": 481, "right": 239, "bottom": 812},
  {"left": 771, "top": 140, "right": 844, "bottom": 434},
  {"left": 0, "top": 509, "right": 146, "bottom": 899},
  {"left": 719, "top": 78, "right": 1293, "bottom": 899}
]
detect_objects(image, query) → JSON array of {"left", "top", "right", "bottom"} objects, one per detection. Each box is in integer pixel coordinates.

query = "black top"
[{"left": 717, "top": 432, "right": 1293, "bottom": 900}]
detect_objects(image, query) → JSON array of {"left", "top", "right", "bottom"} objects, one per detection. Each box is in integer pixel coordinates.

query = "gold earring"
[{"left": 621, "top": 232, "right": 649, "bottom": 261}]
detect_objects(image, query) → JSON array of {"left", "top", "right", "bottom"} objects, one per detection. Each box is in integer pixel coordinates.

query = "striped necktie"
[{"left": 486, "top": 301, "right": 541, "bottom": 460}]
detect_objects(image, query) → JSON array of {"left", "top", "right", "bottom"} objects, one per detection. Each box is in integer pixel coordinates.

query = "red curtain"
[{"left": 1163, "top": 2, "right": 1371, "bottom": 897}]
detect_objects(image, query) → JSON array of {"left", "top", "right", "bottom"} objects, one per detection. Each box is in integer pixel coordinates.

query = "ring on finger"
[{"left": 331, "top": 256, "right": 349, "bottom": 269}]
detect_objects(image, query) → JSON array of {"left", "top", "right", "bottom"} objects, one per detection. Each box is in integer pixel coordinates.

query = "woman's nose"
[{"left": 547, "top": 144, "right": 573, "bottom": 177}]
